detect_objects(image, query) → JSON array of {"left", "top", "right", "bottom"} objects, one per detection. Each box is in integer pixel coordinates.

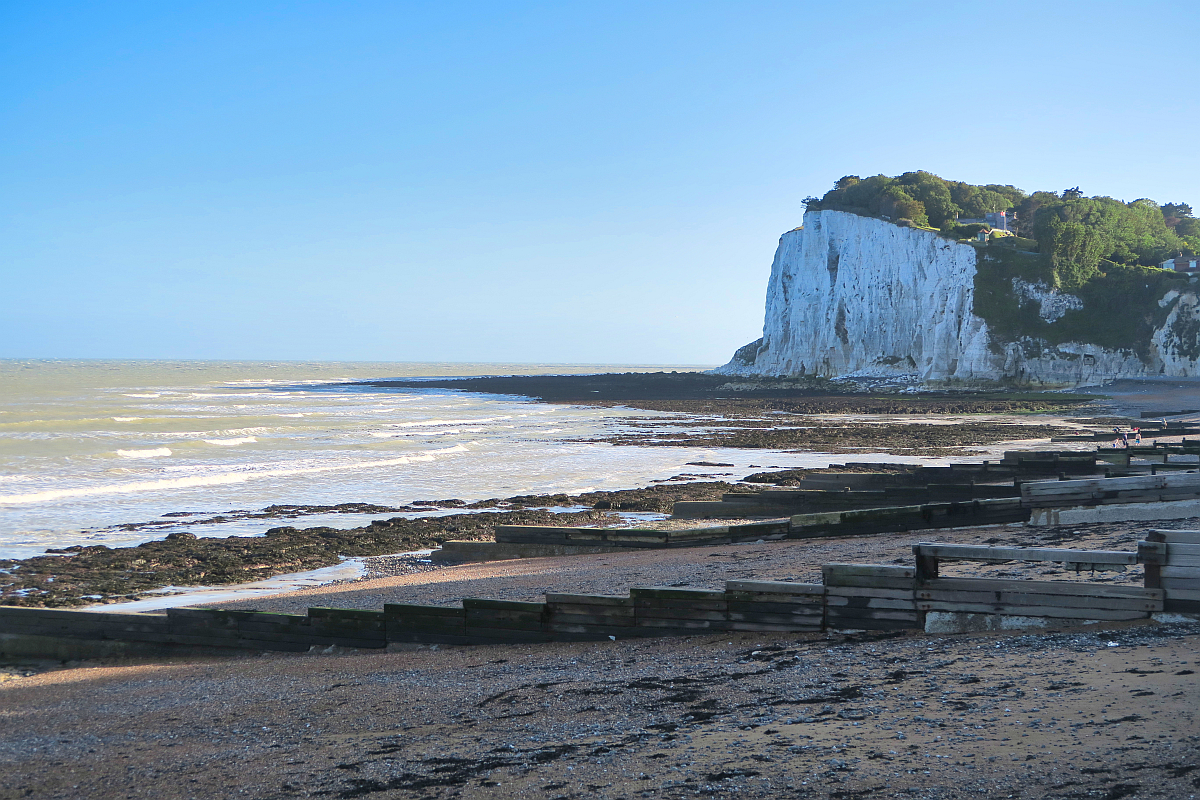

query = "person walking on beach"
[{"left": 1134, "top": 427, "right": 1142, "bottom": 445}]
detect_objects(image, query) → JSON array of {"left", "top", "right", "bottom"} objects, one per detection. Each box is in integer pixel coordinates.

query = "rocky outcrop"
[{"left": 718, "top": 210, "right": 1200, "bottom": 387}]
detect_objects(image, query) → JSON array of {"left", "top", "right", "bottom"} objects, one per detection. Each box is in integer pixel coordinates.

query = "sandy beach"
[
  {"left": 4, "top": 377, "right": 1200, "bottom": 799},
  {"left": 4, "top": 511, "right": 1200, "bottom": 799}
]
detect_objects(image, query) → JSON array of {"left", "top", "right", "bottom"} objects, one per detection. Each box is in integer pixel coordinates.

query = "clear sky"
[{"left": 3, "top": 1, "right": 1197, "bottom": 364}]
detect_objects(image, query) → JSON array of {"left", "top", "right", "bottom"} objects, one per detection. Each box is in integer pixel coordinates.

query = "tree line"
[{"left": 805, "top": 172, "right": 1198, "bottom": 288}]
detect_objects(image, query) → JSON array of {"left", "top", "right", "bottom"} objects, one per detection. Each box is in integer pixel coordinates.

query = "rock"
[{"left": 717, "top": 210, "right": 1200, "bottom": 387}]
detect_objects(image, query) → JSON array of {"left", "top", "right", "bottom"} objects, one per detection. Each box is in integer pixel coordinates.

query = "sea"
[{"left": 0, "top": 359, "right": 839, "bottom": 561}]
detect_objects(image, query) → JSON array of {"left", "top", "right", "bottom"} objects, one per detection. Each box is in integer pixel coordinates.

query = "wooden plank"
[
  {"left": 727, "top": 621, "right": 823, "bottom": 632},
  {"left": 824, "top": 586, "right": 914, "bottom": 600},
  {"left": 0, "top": 620, "right": 112, "bottom": 638},
  {"left": 825, "top": 609, "right": 916, "bottom": 623},
  {"left": 724, "top": 580, "right": 823, "bottom": 596},
  {"left": 458, "top": 630, "right": 555, "bottom": 643},
  {"left": 915, "top": 601, "right": 1152, "bottom": 620},
  {"left": 384, "top": 603, "right": 464, "bottom": 617},
  {"left": 159, "top": 632, "right": 246, "bottom": 648},
  {"left": 305, "top": 626, "right": 386, "bottom": 643},
  {"left": 634, "top": 618, "right": 729, "bottom": 631},
  {"left": 913, "top": 543, "right": 1138, "bottom": 565},
  {"left": 917, "top": 578, "right": 1162, "bottom": 599},
  {"left": 915, "top": 590, "right": 1161, "bottom": 612},
  {"left": 544, "top": 593, "right": 632, "bottom": 606},
  {"left": 1163, "top": 588, "right": 1200, "bottom": 602},
  {"left": 634, "top": 609, "right": 729, "bottom": 622},
  {"left": 1139, "top": 541, "right": 1168, "bottom": 566},
  {"left": 632, "top": 598, "right": 728, "bottom": 612},
  {"left": 725, "top": 590, "right": 824, "bottom": 603},
  {"left": 236, "top": 618, "right": 313, "bottom": 635},
  {"left": 464, "top": 609, "right": 546, "bottom": 625},
  {"left": 822, "top": 564, "right": 916, "bottom": 579},
  {"left": 825, "top": 596, "right": 916, "bottom": 611},
  {"left": 1164, "top": 598, "right": 1200, "bottom": 613},
  {"left": 545, "top": 603, "right": 635, "bottom": 617},
  {"left": 630, "top": 588, "right": 726, "bottom": 601},
  {"left": 826, "top": 609, "right": 921, "bottom": 623},
  {"left": 545, "top": 622, "right": 638, "bottom": 637},
  {"left": 726, "top": 600, "right": 823, "bottom": 614},
  {"left": 545, "top": 612, "right": 635, "bottom": 627},
  {"left": 824, "top": 577, "right": 921, "bottom": 591},
  {"left": 462, "top": 599, "right": 545, "bottom": 613},
  {"left": 1165, "top": 542, "right": 1200, "bottom": 556},
  {"left": 826, "top": 618, "right": 921, "bottom": 632},
  {"left": 307, "top": 607, "right": 385, "bottom": 622},
  {"left": 1161, "top": 566, "right": 1200, "bottom": 579},
  {"left": 546, "top": 604, "right": 635, "bottom": 618},
  {"left": 1150, "top": 530, "right": 1200, "bottom": 544},
  {"left": 726, "top": 610, "right": 823, "bottom": 625},
  {"left": 385, "top": 613, "right": 465, "bottom": 627},
  {"left": 1160, "top": 578, "right": 1200, "bottom": 591}
]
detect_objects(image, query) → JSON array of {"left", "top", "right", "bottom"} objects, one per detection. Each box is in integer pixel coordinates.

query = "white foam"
[
  {"left": 203, "top": 437, "right": 257, "bottom": 446},
  {"left": 387, "top": 416, "right": 510, "bottom": 428},
  {"left": 112, "top": 417, "right": 141, "bottom": 422},
  {"left": 116, "top": 447, "right": 172, "bottom": 459},
  {"left": 0, "top": 444, "right": 469, "bottom": 505}
]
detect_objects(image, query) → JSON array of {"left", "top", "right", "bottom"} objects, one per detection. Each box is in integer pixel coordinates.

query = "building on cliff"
[
  {"left": 717, "top": 210, "right": 1200, "bottom": 388},
  {"left": 1162, "top": 256, "right": 1199, "bottom": 273}
]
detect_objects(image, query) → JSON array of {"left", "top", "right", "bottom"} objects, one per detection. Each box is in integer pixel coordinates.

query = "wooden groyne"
[
  {"left": 674, "top": 450, "right": 1200, "bottom": 520},
  {"left": 4, "top": 535, "right": 1195, "bottom": 659}
]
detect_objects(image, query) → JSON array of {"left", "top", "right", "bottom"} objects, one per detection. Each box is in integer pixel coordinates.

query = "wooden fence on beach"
[{"left": 3, "top": 536, "right": 1190, "bottom": 658}]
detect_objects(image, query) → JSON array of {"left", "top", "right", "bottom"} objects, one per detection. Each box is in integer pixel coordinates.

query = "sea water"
[{"left": 0, "top": 359, "right": 809, "bottom": 559}]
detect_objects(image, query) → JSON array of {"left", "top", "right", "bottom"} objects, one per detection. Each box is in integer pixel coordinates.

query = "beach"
[
  {"left": 5, "top": 514, "right": 1199, "bottom": 799},
  {"left": 4, "top": 366, "right": 1200, "bottom": 799}
]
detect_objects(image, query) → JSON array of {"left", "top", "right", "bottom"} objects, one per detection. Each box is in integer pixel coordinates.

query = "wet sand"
[{"left": 2, "top": 608, "right": 1197, "bottom": 799}]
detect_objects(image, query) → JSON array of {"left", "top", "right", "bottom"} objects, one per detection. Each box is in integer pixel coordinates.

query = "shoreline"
[
  {"left": 0, "top": 379, "right": 1169, "bottom": 610},
  {"left": 0, "top": 433, "right": 1086, "bottom": 609}
]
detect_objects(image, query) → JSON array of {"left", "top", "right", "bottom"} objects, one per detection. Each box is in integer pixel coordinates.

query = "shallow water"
[
  {"left": 0, "top": 359, "right": 776, "bottom": 558},
  {"left": 0, "top": 359, "right": 1076, "bottom": 560}
]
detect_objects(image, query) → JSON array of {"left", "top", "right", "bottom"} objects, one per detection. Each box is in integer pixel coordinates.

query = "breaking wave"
[
  {"left": 0, "top": 444, "right": 469, "bottom": 505},
  {"left": 116, "top": 448, "right": 172, "bottom": 459}
]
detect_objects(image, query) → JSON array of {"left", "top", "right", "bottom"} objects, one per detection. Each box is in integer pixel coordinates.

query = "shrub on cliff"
[{"left": 807, "top": 172, "right": 1193, "bottom": 288}]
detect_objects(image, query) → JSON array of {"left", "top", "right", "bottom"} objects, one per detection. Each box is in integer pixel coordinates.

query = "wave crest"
[{"left": 116, "top": 448, "right": 172, "bottom": 459}]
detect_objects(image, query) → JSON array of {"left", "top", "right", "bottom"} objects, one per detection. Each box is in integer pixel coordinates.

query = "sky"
[{"left": 3, "top": 1, "right": 1198, "bottom": 365}]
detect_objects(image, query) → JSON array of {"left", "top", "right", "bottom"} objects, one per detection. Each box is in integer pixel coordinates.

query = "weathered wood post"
[{"left": 1140, "top": 532, "right": 1167, "bottom": 590}]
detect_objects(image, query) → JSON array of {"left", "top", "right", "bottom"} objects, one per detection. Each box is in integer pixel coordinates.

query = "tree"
[
  {"left": 1063, "top": 187, "right": 1084, "bottom": 200},
  {"left": 896, "top": 171, "right": 957, "bottom": 227},
  {"left": 835, "top": 175, "right": 861, "bottom": 189}
]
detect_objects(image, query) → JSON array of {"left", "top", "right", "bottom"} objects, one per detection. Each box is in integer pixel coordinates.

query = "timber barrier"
[{"left": 2, "top": 538, "right": 1191, "bottom": 659}]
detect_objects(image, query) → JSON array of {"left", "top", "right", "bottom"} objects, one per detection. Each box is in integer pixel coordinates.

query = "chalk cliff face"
[{"left": 718, "top": 210, "right": 1200, "bottom": 387}]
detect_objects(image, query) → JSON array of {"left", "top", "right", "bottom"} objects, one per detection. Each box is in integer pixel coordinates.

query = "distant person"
[{"left": 1134, "top": 427, "right": 1142, "bottom": 444}]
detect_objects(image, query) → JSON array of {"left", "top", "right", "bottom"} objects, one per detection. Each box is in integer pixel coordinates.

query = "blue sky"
[{"left": 3, "top": 1, "right": 1197, "bottom": 364}]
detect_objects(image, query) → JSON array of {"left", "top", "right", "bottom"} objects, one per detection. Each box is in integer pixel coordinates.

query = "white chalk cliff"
[{"left": 718, "top": 210, "right": 1200, "bottom": 387}]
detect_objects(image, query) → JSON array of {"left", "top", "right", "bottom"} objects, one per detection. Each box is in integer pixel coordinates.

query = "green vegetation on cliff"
[
  {"left": 972, "top": 246, "right": 1191, "bottom": 359},
  {"left": 806, "top": 172, "right": 1198, "bottom": 290},
  {"left": 803, "top": 172, "right": 1199, "bottom": 361}
]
